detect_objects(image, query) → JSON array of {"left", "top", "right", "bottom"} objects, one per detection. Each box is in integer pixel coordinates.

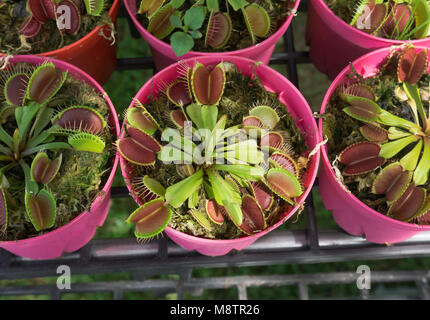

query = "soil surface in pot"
[
  {"left": 0, "top": 0, "right": 113, "bottom": 54},
  {"left": 0, "top": 61, "right": 115, "bottom": 241},
  {"left": 324, "top": 0, "right": 430, "bottom": 40},
  {"left": 136, "top": 0, "right": 295, "bottom": 53},
  {"left": 323, "top": 46, "right": 430, "bottom": 224},
  {"left": 121, "top": 61, "right": 311, "bottom": 240}
]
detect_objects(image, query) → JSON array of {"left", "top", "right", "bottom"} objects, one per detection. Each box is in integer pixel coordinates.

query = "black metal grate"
[{"left": 1, "top": 0, "right": 430, "bottom": 300}]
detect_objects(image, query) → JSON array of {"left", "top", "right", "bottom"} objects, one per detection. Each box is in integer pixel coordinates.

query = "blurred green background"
[{"left": 1, "top": 12, "right": 430, "bottom": 300}]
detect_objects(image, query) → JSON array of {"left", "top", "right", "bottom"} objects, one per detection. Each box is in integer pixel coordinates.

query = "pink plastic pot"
[
  {"left": 124, "top": 0, "right": 300, "bottom": 71},
  {"left": 306, "top": 0, "right": 430, "bottom": 80},
  {"left": 0, "top": 55, "right": 120, "bottom": 260},
  {"left": 120, "top": 56, "right": 320, "bottom": 256},
  {"left": 319, "top": 46, "right": 430, "bottom": 244}
]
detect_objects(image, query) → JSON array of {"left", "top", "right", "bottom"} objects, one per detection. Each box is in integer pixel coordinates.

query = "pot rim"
[
  {"left": 123, "top": 0, "right": 300, "bottom": 57},
  {"left": 0, "top": 54, "right": 121, "bottom": 244},
  {"left": 120, "top": 55, "right": 321, "bottom": 245},
  {"left": 314, "top": 0, "right": 430, "bottom": 45},
  {"left": 318, "top": 45, "right": 430, "bottom": 231}
]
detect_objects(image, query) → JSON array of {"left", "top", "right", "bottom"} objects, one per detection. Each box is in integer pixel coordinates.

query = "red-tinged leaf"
[
  {"left": 239, "top": 195, "right": 266, "bottom": 235},
  {"left": 382, "top": 4, "right": 411, "bottom": 38},
  {"left": 242, "top": 116, "right": 263, "bottom": 129},
  {"left": 388, "top": 184, "right": 426, "bottom": 221},
  {"left": 261, "top": 132, "right": 284, "bottom": 151},
  {"left": 127, "top": 126, "right": 161, "bottom": 152},
  {"left": 0, "top": 188, "right": 7, "bottom": 230},
  {"left": 398, "top": 47, "right": 428, "bottom": 85},
  {"left": 126, "top": 198, "right": 172, "bottom": 239},
  {"left": 25, "top": 189, "right": 56, "bottom": 232},
  {"left": 269, "top": 152, "right": 298, "bottom": 176},
  {"left": 360, "top": 123, "right": 388, "bottom": 142},
  {"left": 118, "top": 127, "right": 161, "bottom": 166},
  {"left": 372, "top": 162, "right": 412, "bottom": 203},
  {"left": 242, "top": 3, "right": 271, "bottom": 43},
  {"left": 138, "top": 0, "right": 164, "bottom": 16},
  {"left": 205, "top": 11, "right": 232, "bottom": 49},
  {"left": 27, "top": 63, "right": 66, "bottom": 104},
  {"left": 28, "top": 0, "right": 56, "bottom": 23},
  {"left": 147, "top": 4, "right": 177, "bottom": 39},
  {"left": 57, "top": 0, "right": 81, "bottom": 35},
  {"left": 118, "top": 137, "right": 156, "bottom": 166},
  {"left": 264, "top": 168, "right": 303, "bottom": 204},
  {"left": 342, "top": 96, "right": 382, "bottom": 122},
  {"left": 170, "top": 110, "right": 187, "bottom": 129},
  {"left": 54, "top": 106, "right": 106, "bottom": 134},
  {"left": 416, "top": 197, "right": 430, "bottom": 224},
  {"left": 205, "top": 199, "right": 224, "bottom": 225},
  {"left": 127, "top": 105, "right": 159, "bottom": 135},
  {"left": 355, "top": 3, "right": 388, "bottom": 34},
  {"left": 166, "top": 80, "right": 192, "bottom": 106},
  {"left": 340, "top": 84, "right": 376, "bottom": 101},
  {"left": 250, "top": 182, "right": 273, "bottom": 211},
  {"left": 18, "top": 15, "right": 42, "bottom": 38},
  {"left": 339, "top": 142, "right": 386, "bottom": 176},
  {"left": 31, "top": 152, "right": 62, "bottom": 185},
  {"left": 191, "top": 62, "right": 226, "bottom": 105},
  {"left": 4, "top": 73, "right": 29, "bottom": 106}
]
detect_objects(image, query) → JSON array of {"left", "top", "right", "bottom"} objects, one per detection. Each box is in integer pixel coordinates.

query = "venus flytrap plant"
[
  {"left": 0, "top": 61, "right": 107, "bottom": 233},
  {"left": 137, "top": 0, "right": 288, "bottom": 56},
  {"left": 118, "top": 61, "right": 307, "bottom": 241},
  {"left": 334, "top": 46, "right": 430, "bottom": 223},
  {"left": 328, "top": 0, "right": 430, "bottom": 40}
]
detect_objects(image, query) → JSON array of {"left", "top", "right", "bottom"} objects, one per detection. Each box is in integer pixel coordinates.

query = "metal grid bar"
[
  {"left": 1, "top": 271, "right": 430, "bottom": 300},
  {"left": 1, "top": 0, "right": 430, "bottom": 300}
]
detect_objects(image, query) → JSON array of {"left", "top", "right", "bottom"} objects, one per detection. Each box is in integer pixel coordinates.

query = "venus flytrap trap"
[
  {"left": 326, "top": 0, "right": 430, "bottom": 40},
  {"left": 324, "top": 45, "right": 430, "bottom": 224},
  {"left": 137, "top": 0, "right": 292, "bottom": 56},
  {"left": 0, "top": 60, "right": 111, "bottom": 238},
  {"left": 118, "top": 61, "right": 310, "bottom": 241}
]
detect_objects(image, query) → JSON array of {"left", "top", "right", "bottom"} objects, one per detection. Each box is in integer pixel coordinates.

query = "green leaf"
[
  {"left": 212, "top": 164, "right": 265, "bottom": 180},
  {"left": 186, "top": 104, "right": 204, "bottom": 129},
  {"left": 207, "top": 0, "right": 219, "bottom": 12},
  {"left": 169, "top": 14, "right": 183, "bottom": 28},
  {"left": 170, "top": 31, "right": 195, "bottom": 56},
  {"left": 189, "top": 30, "right": 202, "bottom": 39},
  {"left": 19, "top": 161, "right": 38, "bottom": 195},
  {"left": 0, "top": 125, "right": 13, "bottom": 149},
  {"left": 403, "top": 82, "right": 427, "bottom": 129},
  {"left": 378, "top": 110, "right": 421, "bottom": 131},
  {"left": 227, "top": 0, "right": 248, "bottom": 11},
  {"left": 165, "top": 169, "right": 204, "bottom": 208},
  {"left": 220, "top": 140, "right": 264, "bottom": 164},
  {"left": 171, "top": 0, "right": 185, "bottom": 8},
  {"left": 379, "top": 135, "right": 419, "bottom": 159},
  {"left": 201, "top": 105, "right": 218, "bottom": 131},
  {"left": 68, "top": 132, "right": 105, "bottom": 153},
  {"left": 17, "top": 103, "right": 42, "bottom": 146},
  {"left": 189, "top": 208, "right": 213, "bottom": 231},
  {"left": 207, "top": 169, "right": 242, "bottom": 226},
  {"left": 21, "top": 142, "right": 71, "bottom": 157},
  {"left": 401, "top": 139, "right": 423, "bottom": 171},
  {"left": 413, "top": 138, "right": 430, "bottom": 185},
  {"left": 184, "top": 6, "right": 206, "bottom": 30}
]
